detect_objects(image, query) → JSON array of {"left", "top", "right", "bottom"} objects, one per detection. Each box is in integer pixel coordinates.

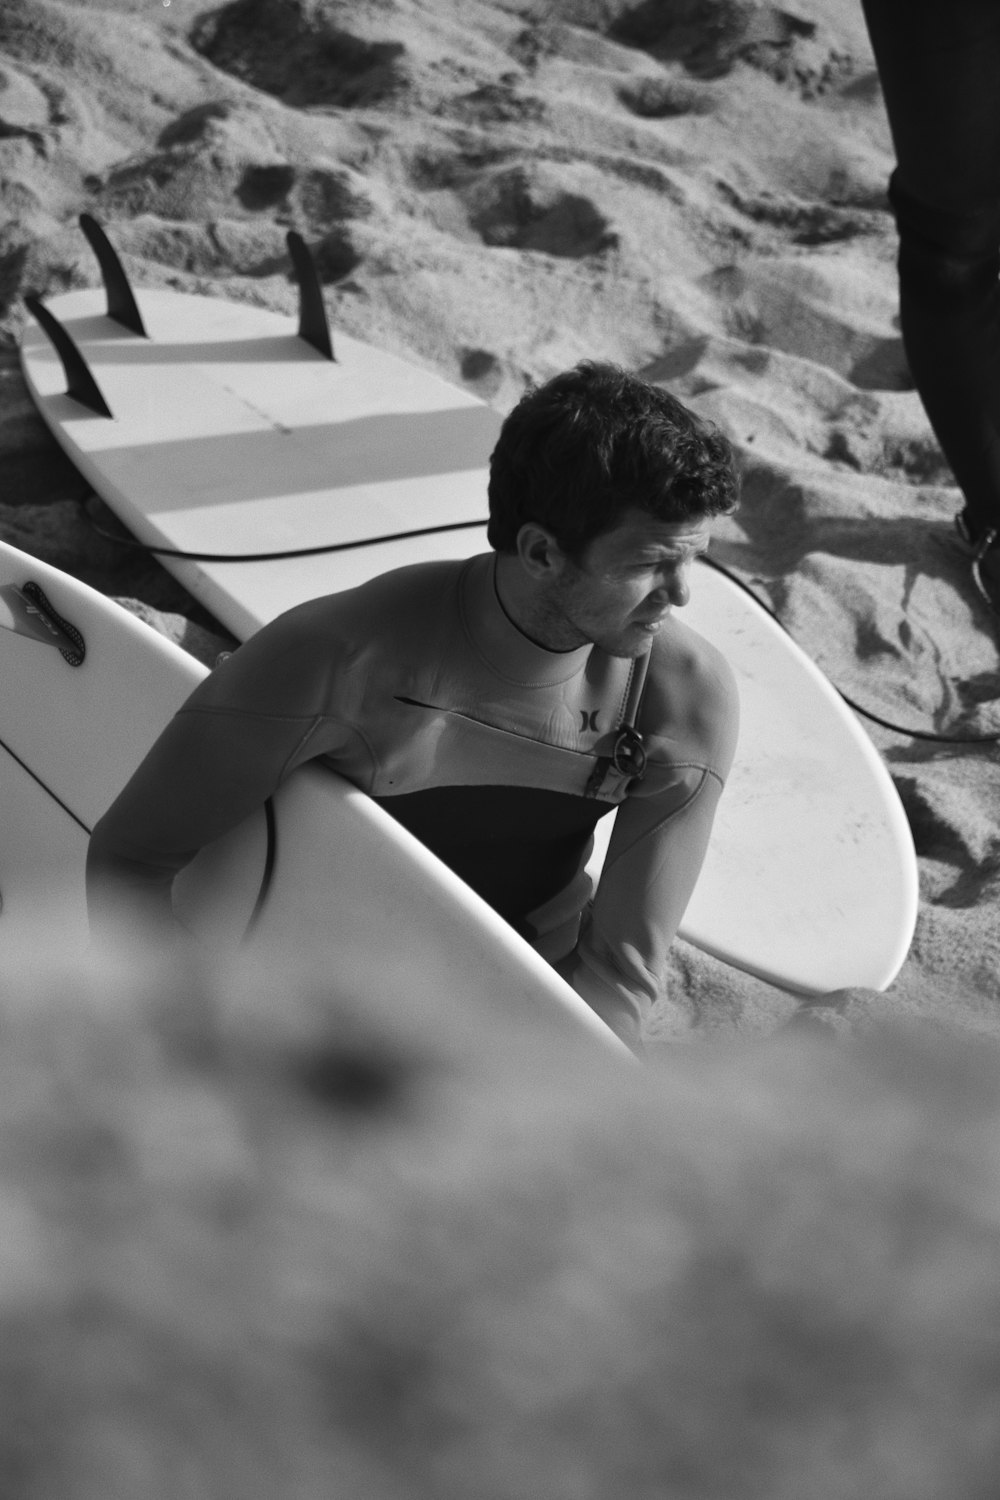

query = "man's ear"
[{"left": 514, "top": 523, "right": 567, "bottom": 580}]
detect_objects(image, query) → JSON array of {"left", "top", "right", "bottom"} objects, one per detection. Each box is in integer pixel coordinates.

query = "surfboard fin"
[
  {"left": 24, "top": 296, "right": 114, "bottom": 419},
  {"left": 79, "top": 213, "right": 148, "bottom": 338},
  {"left": 0, "top": 581, "right": 86, "bottom": 665},
  {"left": 286, "top": 231, "right": 335, "bottom": 361}
]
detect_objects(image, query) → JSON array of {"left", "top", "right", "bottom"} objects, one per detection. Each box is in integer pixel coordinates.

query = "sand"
[{"left": 2, "top": 0, "right": 998, "bottom": 1045}]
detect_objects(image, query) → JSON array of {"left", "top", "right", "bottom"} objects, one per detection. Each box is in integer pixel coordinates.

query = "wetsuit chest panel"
[
  {"left": 364, "top": 694, "right": 614, "bottom": 801},
  {"left": 372, "top": 783, "right": 614, "bottom": 931}
]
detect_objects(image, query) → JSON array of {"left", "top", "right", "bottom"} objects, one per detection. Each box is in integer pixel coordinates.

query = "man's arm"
[
  {"left": 562, "top": 765, "right": 728, "bottom": 1049},
  {"left": 86, "top": 598, "right": 351, "bottom": 947},
  {"left": 86, "top": 703, "right": 322, "bottom": 946},
  {"left": 561, "top": 649, "right": 740, "bottom": 1050}
]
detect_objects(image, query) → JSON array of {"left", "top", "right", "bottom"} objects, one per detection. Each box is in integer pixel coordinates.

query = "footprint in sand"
[
  {"left": 605, "top": 0, "right": 855, "bottom": 99},
  {"left": 705, "top": 256, "right": 910, "bottom": 391},
  {"left": 190, "top": 0, "right": 408, "bottom": 109},
  {"left": 464, "top": 162, "right": 618, "bottom": 258}
]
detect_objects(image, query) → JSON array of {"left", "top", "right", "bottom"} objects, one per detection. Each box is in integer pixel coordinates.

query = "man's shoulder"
[
  {"left": 278, "top": 555, "right": 472, "bottom": 640},
  {"left": 190, "top": 557, "right": 474, "bottom": 715},
  {"left": 650, "top": 611, "right": 737, "bottom": 701},
  {"left": 643, "top": 613, "right": 740, "bottom": 770}
]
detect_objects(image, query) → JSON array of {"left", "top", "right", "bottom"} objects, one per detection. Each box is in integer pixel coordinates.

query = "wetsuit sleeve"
[
  {"left": 86, "top": 706, "right": 319, "bottom": 943},
  {"left": 561, "top": 654, "right": 740, "bottom": 1050},
  {"left": 86, "top": 601, "right": 359, "bottom": 945}
]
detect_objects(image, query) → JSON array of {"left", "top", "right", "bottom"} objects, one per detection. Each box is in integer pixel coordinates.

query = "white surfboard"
[
  {"left": 19, "top": 219, "right": 919, "bottom": 994},
  {"left": 0, "top": 538, "right": 628, "bottom": 1054}
]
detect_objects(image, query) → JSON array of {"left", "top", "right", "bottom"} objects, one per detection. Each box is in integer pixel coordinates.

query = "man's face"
[{"left": 549, "top": 508, "right": 711, "bottom": 657}]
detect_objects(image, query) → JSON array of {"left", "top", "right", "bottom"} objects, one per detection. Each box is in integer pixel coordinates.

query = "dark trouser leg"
[{"left": 860, "top": 0, "right": 1000, "bottom": 537}]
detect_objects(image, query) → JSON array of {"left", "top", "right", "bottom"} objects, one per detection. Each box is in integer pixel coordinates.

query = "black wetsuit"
[
  {"left": 87, "top": 554, "right": 739, "bottom": 1046},
  {"left": 861, "top": 0, "right": 1000, "bottom": 538}
]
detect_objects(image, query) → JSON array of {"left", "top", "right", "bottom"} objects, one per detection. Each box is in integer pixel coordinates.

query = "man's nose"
[{"left": 661, "top": 567, "right": 691, "bottom": 608}]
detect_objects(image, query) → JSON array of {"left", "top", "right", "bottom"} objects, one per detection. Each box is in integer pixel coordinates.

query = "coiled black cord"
[
  {"left": 698, "top": 553, "right": 1000, "bottom": 746},
  {"left": 79, "top": 492, "right": 487, "bottom": 563}
]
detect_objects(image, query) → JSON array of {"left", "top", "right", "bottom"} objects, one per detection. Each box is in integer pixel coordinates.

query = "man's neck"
[{"left": 492, "top": 553, "right": 586, "bottom": 654}]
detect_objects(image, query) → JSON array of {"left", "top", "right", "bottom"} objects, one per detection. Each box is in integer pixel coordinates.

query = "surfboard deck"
[
  {"left": 0, "top": 538, "right": 627, "bottom": 1054},
  {"left": 20, "top": 277, "right": 498, "bottom": 641},
  {"left": 19, "top": 226, "right": 919, "bottom": 995}
]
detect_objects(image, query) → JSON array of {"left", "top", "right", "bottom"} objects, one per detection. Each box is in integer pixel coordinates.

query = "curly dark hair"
[{"left": 487, "top": 362, "right": 739, "bottom": 557}]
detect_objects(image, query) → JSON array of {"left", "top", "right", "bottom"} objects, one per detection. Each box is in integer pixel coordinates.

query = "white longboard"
[
  {"left": 0, "top": 538, "right": 627, "bottom": 1054},
  {"left": 19, "top": 220, "right": 919, "bottom": 994}
]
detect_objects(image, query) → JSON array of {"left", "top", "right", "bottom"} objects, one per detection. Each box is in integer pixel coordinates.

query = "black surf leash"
[
  {"left": 78, "top": 492, "right": 487, "bottom": 564},
  {"left": 698, "top": 553, "right": 1000, "bottom": 746}
]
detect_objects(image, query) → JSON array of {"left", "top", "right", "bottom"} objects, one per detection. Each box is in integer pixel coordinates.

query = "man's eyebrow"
[{"left": 641, "top": 535, "right": 710, "bottom": 557}]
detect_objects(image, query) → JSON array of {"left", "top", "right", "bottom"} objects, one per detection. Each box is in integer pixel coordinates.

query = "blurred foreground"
[{"left": 0, "top": 934, "right": 998, "bottom": 1498}]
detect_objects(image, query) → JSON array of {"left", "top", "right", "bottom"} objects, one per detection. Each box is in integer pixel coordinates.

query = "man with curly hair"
[{"left": 88, "top": 363, "right": 740, "bottom": 1050}]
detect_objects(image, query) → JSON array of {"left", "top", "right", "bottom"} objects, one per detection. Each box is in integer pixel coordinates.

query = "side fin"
[
  {"left": 286, "top": 230, "right": 335, "bottom": 361},
  {"left": 0, "top": 581, "right": 87, "bottom": 666},
  {"left": 25, "top": 295, "right": 114, "bottom": 419},
  {"left": 79, "top": 212, "right": 148, "bottom": 337}
]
